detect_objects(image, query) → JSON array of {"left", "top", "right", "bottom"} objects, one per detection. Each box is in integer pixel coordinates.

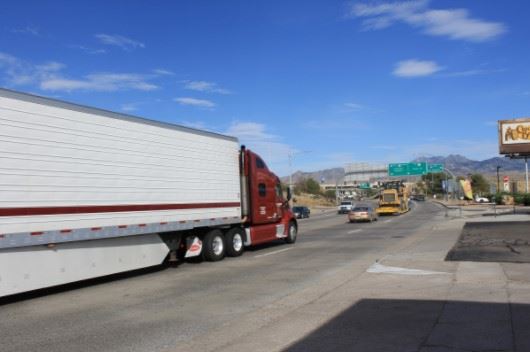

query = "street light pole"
[
  {"left": 496, "top": 166, "right": 501, "bottom": 194},
  {"left": 524, "top": 156, "right": 528, "bottom": 193}
]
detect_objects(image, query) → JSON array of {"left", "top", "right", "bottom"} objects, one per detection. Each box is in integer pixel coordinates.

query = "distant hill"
[
  {"left": 281, "top": 167, "right": 344, "bottom": 185},
  {"left": 282, "top": 154, "right": 527, "bottom": 184},
  {"left": 412, "top": 154, "right": 526, "bottom": 175}
]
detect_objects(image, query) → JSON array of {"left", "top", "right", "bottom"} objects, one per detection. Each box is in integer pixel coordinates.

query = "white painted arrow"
[{"left": 367, "top": 262, "right": 450, "bottom": 276}]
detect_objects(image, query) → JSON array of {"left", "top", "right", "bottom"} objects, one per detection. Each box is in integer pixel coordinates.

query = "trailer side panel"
[{"left": 0, "top": 90, "right": 241, "bottom": 245}]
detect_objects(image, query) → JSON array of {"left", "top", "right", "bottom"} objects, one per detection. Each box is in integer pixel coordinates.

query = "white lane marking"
[
  {"left": 347, "top": 229, "right": 362, "bottom": 234},
  {"left": 384, "top": 219, "right": 392, "bottom": 223},
  {"left": 367, "top": 262, "right": 450, "bottom": 276},
  {"left": 254, "top": 247, "right": 294, "bottom": 258}
]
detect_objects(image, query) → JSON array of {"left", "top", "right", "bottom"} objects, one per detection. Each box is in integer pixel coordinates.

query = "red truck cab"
[{"left": 240, "top": 147, "right": 297, "bottom": 246}]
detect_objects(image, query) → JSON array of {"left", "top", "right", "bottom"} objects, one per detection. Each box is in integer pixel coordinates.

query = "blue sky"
[{"left": 1, "top": 0, "right": 529, "bottom": 176}]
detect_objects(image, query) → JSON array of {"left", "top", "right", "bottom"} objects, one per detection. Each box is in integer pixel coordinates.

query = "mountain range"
[{"left": 282, "top": 155, "right": 527, "bottom": 184}]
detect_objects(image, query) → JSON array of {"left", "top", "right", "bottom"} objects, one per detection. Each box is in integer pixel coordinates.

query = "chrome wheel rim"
[
  {"left": 212, "top": 236, "right": 224, "bottom": 255},
  {"left": 233, "top": 233, "right": 243, "bottom": 252},
  {"left": 290, "top": 225, "right": 296, "bottom": 239}
]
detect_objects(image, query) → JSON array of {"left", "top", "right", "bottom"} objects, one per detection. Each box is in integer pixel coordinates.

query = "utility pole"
[
  {"left": 526, "top": 157, "right": 529, "bottom": 193},
  {"left": 496, "top": 166, "right": 501, "bottom": 194},
  {"left": 524, "top": 156, "right": 528, "bottom": 193}
]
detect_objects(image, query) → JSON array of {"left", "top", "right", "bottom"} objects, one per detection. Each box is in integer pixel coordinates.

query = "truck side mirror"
[{"left": 286, "top": 187, "right": 292, "bottom": 201}]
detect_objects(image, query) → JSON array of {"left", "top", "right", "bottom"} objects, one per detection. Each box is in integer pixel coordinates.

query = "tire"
[
  {"left": 202, "top": 229, "right": 225, "bottom": 262},
  {"left": 285, "top": 222, "right": 297, "bottom": 244},
  {"left": 225, "top": 227, "right": 245, "bottom": 257}
]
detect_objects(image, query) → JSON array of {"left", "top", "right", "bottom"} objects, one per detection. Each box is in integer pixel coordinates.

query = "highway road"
[{"left": 0, "top": 201, "right": 445, "bottom": 352}]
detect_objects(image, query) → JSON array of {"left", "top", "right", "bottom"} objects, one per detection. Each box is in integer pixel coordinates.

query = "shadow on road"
[{"left": 283, "top": 299, "right": 529, "bottom": 352}]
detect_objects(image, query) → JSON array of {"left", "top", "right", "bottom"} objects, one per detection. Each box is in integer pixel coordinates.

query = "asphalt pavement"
[{"left": 1, "top": 201, "right": 529, "bottom": 352}]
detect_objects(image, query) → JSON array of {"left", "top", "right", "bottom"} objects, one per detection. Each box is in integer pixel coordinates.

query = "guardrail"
[{"left": 432, "top": 200, "right": 519, "bottom": 218}]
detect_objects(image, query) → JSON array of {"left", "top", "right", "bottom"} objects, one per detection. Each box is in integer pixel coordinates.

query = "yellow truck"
[{"left": 376, "top": 181, "right": 410, "bottom": 215}]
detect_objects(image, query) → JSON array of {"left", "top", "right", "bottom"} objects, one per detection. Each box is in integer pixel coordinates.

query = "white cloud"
[
  {"left": 343, "top": 102, "right": 363, "bottom": 110},
  {"left": 350, "top": 0, "right": 506, "bottom": 42},
  {"left": 0, "top": 52, "right": 65, "bottom": 86},
  {"left": 95, "top": 34, "right": 145, "bottom": 50},
  {"left": 225, "top": 122, "right": 293, "bottom": 168},
  {"left": 174, "top": 97, "right": 216, "bottom": 108},
  {"left": 443, "top": 68, "right": 506, "bottom": 78},
  {"left": 225, "top": 122, "right": 275, "bottom": 141},
  {"left": 153, "top": 69, "right": 174, "bottom": 76},
  {"left": 0, "top": 52, "right": 161, "bottom": 93},
  {"left": 11, "top": 26, "right": 40, "bottom": 36},
  {"left": 393, "top": 59, "right": 442, "bottom": 77},
  {"left": 69, "top": 45, "right": 106, "bottom": 55},
  {"left": 41, "top": 73, "right": 158, "bottom": 92},
  {"left": 183, "top": 80, "right": 231, "bottom": 94},
  {"left": 120, "top": 103, "right": 140, "bottom": 112}
]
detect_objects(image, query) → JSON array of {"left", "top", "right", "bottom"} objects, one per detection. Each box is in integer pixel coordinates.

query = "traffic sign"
[
  {"left": 427, "top": 163, "right": 444, "bottom": 173},
  {"left": 503, "top": 176, "right": 509, "bottom": 182},
  {"left": 388, "top": 162, "right": 428, "bottom": 176},
  {"left": 359, "top": 182, "right": 371, "bottom": 189},
  {"left": 409, "top": 162, "right": 428, "bottom": 175},
  {"left": 388, "top": 163, "right": 410, "bottom": 176}
]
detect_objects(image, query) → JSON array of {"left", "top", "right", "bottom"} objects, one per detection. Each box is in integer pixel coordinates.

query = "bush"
[
  {"left": 493, "top": 193, "right": 503, "bottom": 205},
  {"left": 514, "top": 194, "right": 525, "bottom": 205},
  {"left": 511, "top": 193, "right": 530, "bottom": 206},
  {"left": 523, "top": 194, "right": 530, "bottom": 206}
]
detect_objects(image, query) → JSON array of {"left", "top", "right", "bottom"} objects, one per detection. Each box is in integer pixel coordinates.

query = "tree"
[
  {"left": 470, "top": 173, "right": 490, "bottom": 195},
  {"left": 324, "top": 189, "right": 336, "bottom": 200},
  {"left": 421, "top": 173, "right": 450, "bottom": 195},
  {"left": 294, "top": 177, "right": 322, "bottom": 195},
  {"left": 305, "top": 178, "right": 321, "bottom": 195}
]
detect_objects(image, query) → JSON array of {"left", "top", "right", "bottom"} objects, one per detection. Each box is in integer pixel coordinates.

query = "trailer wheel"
[
  {"left": 285, "top": 222, "right": 297, "bottom": 244},
  {"left": 203, "top": 229, "right": 225, "bottom": 262},
  {"left": 225, "top": 227, "right": 245, "bottom": 257}
]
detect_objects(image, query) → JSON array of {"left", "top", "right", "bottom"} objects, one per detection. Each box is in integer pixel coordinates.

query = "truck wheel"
[
  {"left": 225, "top": 227, "right": 245, "bottom": 257},
  {"left": 285, "top": 222, "right": 297, "bottom": 244},
  {"left": 202, "top": 229, "right": 225, "bottom": 262}
]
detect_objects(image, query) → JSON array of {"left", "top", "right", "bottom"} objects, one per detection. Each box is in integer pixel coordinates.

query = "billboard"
[{"left": 499, "top": 118, "right": 530, "bottom": 155}]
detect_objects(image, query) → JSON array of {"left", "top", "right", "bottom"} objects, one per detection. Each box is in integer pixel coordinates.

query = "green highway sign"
[
  {"left": 409, "top": 162, "right": 428, "bottom": 175},
  {"left": 388, "top": 162, "right": 428, "bottom": 176},
  {"left": 388, "top": 163, "right": 410, "bottom": 176},
  {"left": 359, "top": 182, "right": 371, "bottom": 189},
  {"left": 427, "top": 163, "right": 444, "bottom": 173}
]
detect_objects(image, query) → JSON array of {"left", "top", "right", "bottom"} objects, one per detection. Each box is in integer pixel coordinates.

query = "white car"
[
  {"left": 475, "top": 196, "right": 489, "bottom": 203},
  {"left": 338, "top": 200, "right": 354, "bottom": 214}
]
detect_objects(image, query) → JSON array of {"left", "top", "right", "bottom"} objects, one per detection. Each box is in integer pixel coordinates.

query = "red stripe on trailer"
[
  {"left": 0, "top": 235, "right": 5, "bottom": 238},
  {"left": 210, "top": 218, "right": 216, "bottom": 221},
  {"left": 179, "top": 220, "right": 186, "bottom": 224},
  {"left": 91, "top": 227, "right": 102, "bottom": 231},
  {"left": 194, "top": 220, "right": 201, "bottom": 223},
  {"left": 160, "top": 222, "right": 168, "bottom": 225},
  {"left": 118, "top": 225, "right": 127, "bottom": 228},
  {"left": 60, "top": 229, "right": 72, "bottom": 234},
  {"left": 0, "top": 202, "right": 241, "bottom": 217},
  {"left": 31, "top": 232, "right": 43, "bottom": 236},
  {"left": 138, "top": 224, "right": 146, "bottom": 227}
]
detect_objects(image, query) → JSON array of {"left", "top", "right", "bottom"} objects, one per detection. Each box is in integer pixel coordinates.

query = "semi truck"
[
  {"left": 0, "top": 88, "right": 297, "bottom": 298},
  {"left": 376, "top": 181, "right": 410, "bottom": 215}
]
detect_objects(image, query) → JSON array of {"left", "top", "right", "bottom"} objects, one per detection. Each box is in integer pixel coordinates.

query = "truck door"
[{"left": 250, "top": 154, "right": 278, "bottom": 225}]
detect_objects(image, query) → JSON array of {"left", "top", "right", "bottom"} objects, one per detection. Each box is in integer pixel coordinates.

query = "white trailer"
[{"left": 0, "top": 88, "right": 243, "bottom": 297}]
